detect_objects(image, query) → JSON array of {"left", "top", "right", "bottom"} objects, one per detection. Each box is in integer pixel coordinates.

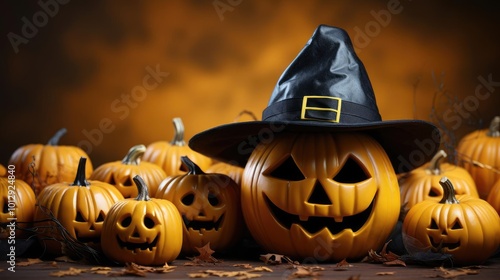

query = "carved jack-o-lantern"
[
  {"left": 1, "top": 176, "right": 36, "bottom": 239},
  {"left": 90, "top": 145, "right": 167, "bottom": 198},
  {"left": 403, "top": 177, "right": 500, "bottom": 265},
  {"left": 156, "top": 156, "right": 243, "bottom": 255},
  {"left": 101, "top": 175, "right": 183, "bottom": 265},
  {"left": 34, "top": 157, "right": 124, "bottom": 256},
  {"left": 241, "top": 132, "right": 400, "bottom": 262}
]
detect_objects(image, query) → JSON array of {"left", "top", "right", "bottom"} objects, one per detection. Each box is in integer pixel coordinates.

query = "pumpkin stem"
[
  {"left": 181, "top": 156, "right": 205, "bottom": 175},
  {"left": 487, "top": 116, "right": 500, "bottom": 137},
  {"left": 122, "top": 144, "right": 147, "bottom": 165},
  {"left": 71, "top": 157, "right": 90, "bottom": 187},
  {"left": 47, "top": 128, "right": 67, "bottom": 146},
  {"left": 438, "top": 177, "right": 459, "bottom": 204},
  {"left": 428, "top": 150, "right": 447, "bottom": 175},
  {"left": 170, "top": 117, "right": 186, "bottom": 146},
  {"left": 133, "top": 175, "right": 151, "bottom": 201}
]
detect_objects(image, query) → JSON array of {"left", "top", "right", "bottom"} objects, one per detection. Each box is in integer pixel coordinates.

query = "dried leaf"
[
  {"left": 17, "top": 258, "right": 43, "bottom": 266},
  {"left": 376, "top": 271, "right": 396, "bottom": 275},
  {"left": 192, "top": 242, "right": 221, "bottom": 263},
  {"left": 188, "top": 272, "right": 210, "bottom": 278},
  {"left": 363, "top": 241, "right": 406, "bottom": 266},
  {"left": 107, "top": 263, "right": 147, "bottom": 277},
  {"left": 49, "top": 267, "right": 87, "bottom": 277},
  {"left": 288, "top": 266, "right": 321, "bottom": 279},
  {"left": 233, "top": 263, "right": 253, "bottom": 269},
  {"left": 89, "top": 266, "right": 112, "bottom": 275},
  {"left": 347, "top": 275, "right": 361, "bottom": 280},
  {"left": 431, "top": 267, "right": 480, "bottom": 279},
  {"left": 383, "top": 259, "right": 406, "bottom": 267},
  {"left": 334, "top": 258, "right": 353, "bottom": 270},
  {"left": 251, "top": 266, "right": 273, "bottom": 272},
  {"left": 153, "top": 262, "right": 176, "bottom": 273}
]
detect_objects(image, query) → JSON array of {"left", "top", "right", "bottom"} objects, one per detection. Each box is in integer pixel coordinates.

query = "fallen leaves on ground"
[
  {"left": 185, "top": 242, "right": 221, "bottom": 265},
  {"left": 107, "top": 262, "right": 176, "bottom": 277},
  {"left": 16, "top": 258, "right": 43, "bottom": 266},
  {"left": 363, "top": 240, "right": 406, "bottom": 267},
  {"left": 50, "top": 267, "right": 87, "bottom": 277},
  {"left": 188, "top": 263, "right": 273, "bottom": 279},
  {"left": 429, "top": 266, "right": 479, "bottom": 279},
  {"left": 334, "top": 259, "right": 353, "bottom": 271},
  {"left": 287, "top": 265, "right": 324, "bottom": 279}
]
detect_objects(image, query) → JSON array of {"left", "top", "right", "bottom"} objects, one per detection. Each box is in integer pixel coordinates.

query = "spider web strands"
[{"left": 32, "top": 203, "right": 111, "bottom": 265}]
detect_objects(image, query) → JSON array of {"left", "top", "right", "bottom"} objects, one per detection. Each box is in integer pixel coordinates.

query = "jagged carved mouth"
[
  {"left": 264, "top": 194, "right": 374, "bottom": 235},
  {"left": 182, "top": 215, "right": 224, "bottom": 231},
  {"left": 75, "top": 229, "right": 100, "bottom": 244},
  {"left": 429, "top": 237, "right": 460, "bottom": 251},
  {"left": 117, "top": 235, "right": 159, "bottom": 251}
]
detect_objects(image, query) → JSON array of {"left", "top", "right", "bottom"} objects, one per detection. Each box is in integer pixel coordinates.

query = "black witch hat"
[{"left": 189, "top": 25, "right": 440, "bottom": 173}]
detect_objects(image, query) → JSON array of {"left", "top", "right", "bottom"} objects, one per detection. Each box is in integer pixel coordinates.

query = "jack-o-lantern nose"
[
  {"left": 198, "top": 209, "right": 206, "bottom": 217},
  {"left": 132, "top": 228, "right": 140, "bottom": 238},
  {"left": 307, "top": 180, "right": 332, "bottom": 205}
]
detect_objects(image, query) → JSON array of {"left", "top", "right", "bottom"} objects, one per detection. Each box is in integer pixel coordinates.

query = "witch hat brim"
[{"left": 188, "top": 25, "right": 440, "bottom": 173}]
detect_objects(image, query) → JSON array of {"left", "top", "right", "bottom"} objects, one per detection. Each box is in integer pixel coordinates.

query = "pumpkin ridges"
[{"left": 101, "top": 175, "right": 183, "bottom": 265}]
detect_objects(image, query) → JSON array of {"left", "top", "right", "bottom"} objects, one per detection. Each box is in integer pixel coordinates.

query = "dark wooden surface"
[
  {"left": 1, "top": 243, "right": 500, "bottom": 280},
  {"left": 1, "top": 256, "right": 500, "bottom": 279}
]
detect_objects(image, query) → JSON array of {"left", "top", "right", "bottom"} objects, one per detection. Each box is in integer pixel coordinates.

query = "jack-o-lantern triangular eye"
[
  {"left": 450, "top": 219, "right": 462, "bottom": 230},
  {"left": 429, "top": 218, "right": 439, "bottom": 230},
  {"left": 333, "top": 156, "right": 370, "bottom": 183},
  {"left": 428, "top": 187, "right": 440, "bottom": 197},
  {"left": 123, "top": 177, "right": 133, "bottom": 186},
  {"left": 266, "top": 155, "right": 305, "bottom": 181}
]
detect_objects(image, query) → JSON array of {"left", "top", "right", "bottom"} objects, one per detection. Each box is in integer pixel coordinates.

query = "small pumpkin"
[
  {"left": 143, "top": 118, "right": 212, "bottom": 176},
  {"left": 0, "top": 164, "right": 6, "bottom": 177},
  {"left": 101, "top": 175, "right": 183, "bottom": 265},
  {"left": 403, "top": 177, "right": 500, "bottom": 265},
  {"left": 34, "top": 157, "right": 124, "bottom": 256},
  {"left": 156, "top": 156, "right": 243, "bottom": 255},
  {"left": 487, "top": 179, "right": 500, "bottom": 216},
  {"left": 241, "top": 132, "right": 400, "bottom": 262},
  {"left": 399, "top": 150, "right": 479, "bottom": 211},
  {"left": 90, "top": 144, "right": 167, "bottom": 198},
  {"left": 8, "top": 128, "right": 93, "bottom": 195},
  {"left": 0, "top": 175, "right": 36, "bottom": 239},
  {"left": 457, "top": 116, "right": 500, "bottom": 198}
]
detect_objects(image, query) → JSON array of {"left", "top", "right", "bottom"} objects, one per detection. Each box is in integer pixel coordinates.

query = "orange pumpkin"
[
  {"left": 0, "top": 175, "right": 36, "bottom": 239},
  {"left": 0, "top": 164, "right": 6, "bottom": 177},
  {"left": 399, "top": 150, "right": 478, "bottom": 211},
  {"left": 143, "top": 118, "right": 212, "bottom": 176},
  {"left": 8, "top": 128, "right": 93, "bottom": 195},
  {"left": 457, "top": 116, "right": 500, "bottom": 198},
  {"left": 156, "top": 156, "right": 243, "bottom": 255},
  {"left": 403, "top": 177, "right": 500, "bottom": 265},
  {"left": 34, "top": 157, "right": 124, "bottom": 256},
  {"left": 487, "top": 179, "right": 500, "bottom": 215},
  {"left": 205, "top": 161, "right": 244, "bottom": 187},
  {"left": 101, "top": 175, "right": 183, "bottom": 265},
  {"left": 90, "top": 145, "right": 167, "bottom": 198},
  {"left": 241, "top": 132, "right": 400, "bottom": 262}
]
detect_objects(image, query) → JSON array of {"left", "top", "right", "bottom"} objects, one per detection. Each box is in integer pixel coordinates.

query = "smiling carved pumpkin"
[
  {"left": 403, "top": 177, "right": 500, "bottom": 265},
  {"left": 241, "top": 132, "right": 400, "bottom": 262},
  {"left": 101, "top": 175, "right": 183, "bottom": 265},
  {"left": 156, "top": 156, "right": 243, "bottom": 255}
]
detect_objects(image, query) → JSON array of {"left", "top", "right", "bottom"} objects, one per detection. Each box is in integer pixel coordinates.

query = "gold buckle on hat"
[{"left": 301, "top": 96, "right": 342, "bottom": 123}]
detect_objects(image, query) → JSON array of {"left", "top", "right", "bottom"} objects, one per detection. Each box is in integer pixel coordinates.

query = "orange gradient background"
[{"left": 1, "top": 0, "right": 500, "bottom": 167}]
